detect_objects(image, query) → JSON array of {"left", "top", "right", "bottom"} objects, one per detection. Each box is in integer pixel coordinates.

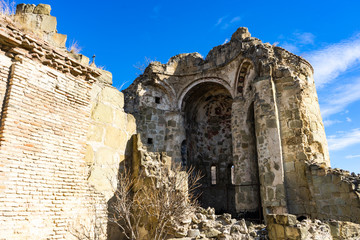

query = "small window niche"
[
  {"left": 211, "top": 165, "right": 217, "bottom": 185},
  {"left": 230, "top": 165, "right": 235, "bottom": 185},
  {"left": 155, "top": 96, "right": 161, "bottom": 104},
  {"left": 147, "top": 138, "right": 153, "bottom": 144}
]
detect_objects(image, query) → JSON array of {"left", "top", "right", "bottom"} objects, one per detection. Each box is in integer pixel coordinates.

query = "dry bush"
[
  {"left": 109, "top": 165, "right": 202, "bottom": 240},
  {"left": 108, "top": 168, "right": 142, "bottom": 240},
  {"left": 68, "top": 40, "right": 82, "bottom": 54},
  {"left": 133, "top": 57, "right": 156, "bottom": 75},
  {"left": 0, "top": 0, "right": 15, "bottom": 16}
]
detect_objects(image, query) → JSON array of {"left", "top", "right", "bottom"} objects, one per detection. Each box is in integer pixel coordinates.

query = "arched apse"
[
  {"left": 181, "top": 82, "right": 236, "bottom": 214},
  {"left": 178, "top": 77, "right": 233, "bottom": 110}
]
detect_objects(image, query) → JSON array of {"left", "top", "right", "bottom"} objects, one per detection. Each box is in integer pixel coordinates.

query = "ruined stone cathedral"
[{"left": 0, "top": 4, "right": 360, "bottom": 240}]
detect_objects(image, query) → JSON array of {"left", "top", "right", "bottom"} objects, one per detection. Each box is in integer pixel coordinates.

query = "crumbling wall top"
[{"left": 138, "top": 27, "right": 313, "bottom": 78}]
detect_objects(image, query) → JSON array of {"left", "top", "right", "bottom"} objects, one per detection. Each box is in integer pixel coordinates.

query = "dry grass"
[
  {"left": 0, "top": 0, "right": 15, "bottom": 16},
  {"left": 68, "top": 40, "right": 82, "bottom": 54},
  {"left": 109, "top": 165, "right": 202, "bottom": 240}
]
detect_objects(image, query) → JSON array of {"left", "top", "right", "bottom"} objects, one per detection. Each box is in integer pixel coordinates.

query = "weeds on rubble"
[
  {"left": 68, "top": 40, "right": 82, "bottom": 54},
  {"left": 0, "top": 0, "right": 15, "bottom": 16},
  {"left": 109, "top": 164, "right": 202, "bottom": 240}
]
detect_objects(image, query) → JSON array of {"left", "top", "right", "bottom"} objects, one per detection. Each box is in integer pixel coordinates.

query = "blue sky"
[{"left": 17, "top": 0, "right": 360, "bottom": 173}]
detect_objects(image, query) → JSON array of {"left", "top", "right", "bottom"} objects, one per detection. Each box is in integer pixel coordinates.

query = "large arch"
[
  {"left": 178, "top": 77, "right": 233, "bottom": 110},
  {"left": 181, "top": 82, "right": 236, "bottom": 214}
]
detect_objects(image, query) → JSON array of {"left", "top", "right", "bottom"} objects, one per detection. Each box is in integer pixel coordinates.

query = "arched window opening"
[
  {"left": 211, "top": 166, "right": 217, "bottom": 185},
  {"left": 230, "top": 165, "right": 235, "bottom": 185}
]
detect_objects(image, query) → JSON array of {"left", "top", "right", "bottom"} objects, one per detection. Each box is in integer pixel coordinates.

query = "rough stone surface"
[
  {"left": 33, "top": 4, "right": 51, "bottom": 15},
  {"left": 1, "top": 3, "right": 360, "bottom": 240},
  {"left": 86, "top": 83, "right": 136, "bottom": 201},
  {"left": 123, "top": 25, "right": 356, "bottom": 223},
  {"left": 267, "top": 214, "right": 360, "bottom": 240}
]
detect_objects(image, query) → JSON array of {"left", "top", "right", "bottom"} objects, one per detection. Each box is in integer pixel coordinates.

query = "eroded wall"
[
  {"left": 85, "top": 82, "right": 136, "bottom": 201},
  {"left": 0, "top": 53, "right": 106, "bottom": 239},
  {"left": 0, "top": 9, "right": 115, "bottom": 239},
  {"left": 123, "top": 27, "right": 360, "bottom": 223}
]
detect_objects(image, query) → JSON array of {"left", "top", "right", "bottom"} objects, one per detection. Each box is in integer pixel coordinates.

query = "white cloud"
[
  {"left": 294, "top": 32, "right": 315, "bottom": 45},
  {"left": 215, "top": 16, "right": 226, "bottom": 27},
  {"left": 320, "top": 77, "right": 360, "bottom": 118},
  {"left": 345, "top": 154, "right": 360, "bottom": 159},
  {"left": 327, "top": 128, "right": 360, "bottom": 151},
  {"left": 346, "top": 117, "right": 352, "bottom": 122},
  {"left": 230, "top": 16, "right": 241, "bottom": 23},
  {"left": 280, "top": 43, "right": 299, "bottom": 53},
  {"left": 215, "top": 15, "right": 241, "bottom": 29},
  {"left": 306, "top": 34, "right": 360, "bottom": 88},
  {"left": 323, "top": 119, "right": 342, "bottom": 127},
  {"left": 278, "top": 31, "right": 314, "bottom": 54}
]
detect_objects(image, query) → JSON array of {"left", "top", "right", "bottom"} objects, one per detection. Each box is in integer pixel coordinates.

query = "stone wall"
[
  {"left": 123, "top": 28, "right": 298, "bottom": 218},
  {"left": 85, "top": 81, "right": 136, "bottom": 201},
  {"left": 267, "top": 214, "right": 360, "bottom": 240},
  {"left": 123, "top": 26, "right": 360, "bottom": 224},
  {"left": 306, "top": 163, "right": 360, "bottom": 223},
  {"left": 0, "top": 10, "right": 121, "bottom": 239}
]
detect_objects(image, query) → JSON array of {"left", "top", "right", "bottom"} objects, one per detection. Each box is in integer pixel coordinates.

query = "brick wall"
[{"left": 0, "top": 56, "right": 107, "bottom": 239}]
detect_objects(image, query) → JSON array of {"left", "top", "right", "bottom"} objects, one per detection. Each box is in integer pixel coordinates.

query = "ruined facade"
[
  {"left": 0, "top": 3, "right": 360, "bottom": 240},
  {"left": 123, "top": 28, "right": 360, "bottom": 223}
]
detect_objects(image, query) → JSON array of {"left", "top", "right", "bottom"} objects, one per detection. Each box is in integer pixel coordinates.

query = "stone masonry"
[
  {"left": 0, "top": 3, "right": 360, "bottom": 240},
  {"left": 124, "top": 27, "right": 360, "bottom": 223}
]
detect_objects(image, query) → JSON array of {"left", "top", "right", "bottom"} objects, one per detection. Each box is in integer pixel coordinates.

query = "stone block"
[
  {"left": 100, "top": 87, "right": 124, "bottom": 109},
  {"left": 16, "top": 4, "right": 36, "bottom": 14},
  {"left": 187, "top": 229, "right": 200, "bottom": 237},
  {"left": 266, "top": 214, "right": 277, "bottom": 224},
  {"left": 51, "top": 33, "right": 67, "bottom": 48},
  {"left": 84, "top": 144, "right": 94, "bottom": 165},
  {"left": 204, "top": 228, "right": 221, "bottom": 238},
  {"left": 104, "top": 126, "right": 128, "bottom": 150},
  {"left": 97, "top": 69, "right": 113, "bottom": 84},
  {"left": 127, "top": 114, "right": 137, "bottom": 134},
  {"left": 92, "top": 102, "right": 113, "bottom": 123},
  {"left": 87, "top": 123, "right": 104, "bottom": 142},
  {"left": 288, "top": 120, "right": 302, "bottom": 128},
  {"left": 274, "top": 224, "right": 285, "bottom": 239},
  {"left": 276, "top": 214, "right": 297, "bottom": 225},
  {"left": 114, "top": 109, "right": 127, "bottom": 129},
  {"left": 285, "top": 226, "right": 300, "bottom": 239},
  {"left": 40, "top": 15, "right": 57, "bottom": 33},
  {"left": 95, "top": 147, "right": 115, "bottom": 165},
  {"left": 33, "top": 4, "right": 51, "bottom": 15}
]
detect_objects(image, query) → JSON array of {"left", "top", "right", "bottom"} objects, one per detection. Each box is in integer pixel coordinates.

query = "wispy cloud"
[
  {"left": 230, "top": 16, "right": 241, "bottom": 23},
  {"left": 278, "top": 31, "right": 314, "bottom": 54},
  {"left": 346, "top": 117, "right": 352, "bottom": 122},
  {"left": 215, "top": 16, "right": 227, "bottom": 27},
  {"left": 214, "top": 15, "right": 241, "bottom": 30},
  {"left": 294, "top": 32, "right": 315, "bottom": 45},
  {"left": 306, "top": 34, "right": 360, "bottom": 88},
  {"left": 320, "top": 77, "right": 360, "bottom": 118},
  {"left": 345, "top": 154, "right": 360, "bottom": 159},
  {"left": 280, "top": 43, "right": 299, "bottom": 53},
  {"left": 323, "top": 119, "right": 342, "bottom": 127},
  {"left": 327, "top": 128, "right": 360, "bottom": 151}
]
